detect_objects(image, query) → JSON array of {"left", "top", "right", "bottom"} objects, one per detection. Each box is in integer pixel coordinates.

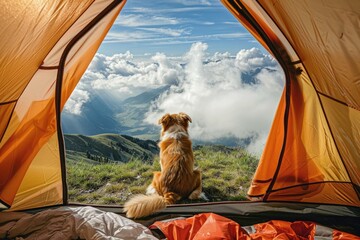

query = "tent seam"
[
  {"left": 249, "top": 0, "right": 360, "bottom": 203},
  {"left": 0, "top": 101, "right": 17, "bottom": 148},
  {"left": 318, "top": 92, "right": 360, "bottom": 112},
  {"left": 0, "top": 1, "right": 98, "bottom": 209},
  {"left": 269, "top": 180, "right": 355, "bottom": 192},
  {"left": 239, "top": 0, "right": 294, "bottom": 201},
  {"left": 55, "top": 0, "right": 125, "bottom": 207}
]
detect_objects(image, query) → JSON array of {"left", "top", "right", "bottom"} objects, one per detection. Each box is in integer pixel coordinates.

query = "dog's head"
[{"left": 158, "top": 112, "right": 192, "bottom": 136}]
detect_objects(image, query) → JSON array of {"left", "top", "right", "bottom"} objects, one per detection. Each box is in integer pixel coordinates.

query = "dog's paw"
[
  {"left": 199, "top": 192, "right": 209, "bottom": 201},
  {"left": 146, "top": 185, "right": 157, "bottom": 195}
]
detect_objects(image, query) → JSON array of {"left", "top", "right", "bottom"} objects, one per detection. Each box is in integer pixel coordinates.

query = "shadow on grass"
[{"left": 179, "top": 186, "right": 247, "bottom": 204}]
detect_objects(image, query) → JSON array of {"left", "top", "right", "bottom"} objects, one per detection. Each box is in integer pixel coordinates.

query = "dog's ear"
[
  {"left": 158, "top": 113, "right": 172, "bottom": 126},
  {"left": 179, "top": 112, "right": 192, "bottom": 123}
]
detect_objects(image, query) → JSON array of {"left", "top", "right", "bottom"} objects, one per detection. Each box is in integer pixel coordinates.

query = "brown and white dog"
[{"left": 124, "top": 112, "right": 203, "bottom": 219}]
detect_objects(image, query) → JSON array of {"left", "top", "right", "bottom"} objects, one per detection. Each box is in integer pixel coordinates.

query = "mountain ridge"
[
  {"left": 62, "top": 67, "right": 265, "bottom": 147},
  {"left": 64, "top": 133, "right": 159, "bottom": 163}
]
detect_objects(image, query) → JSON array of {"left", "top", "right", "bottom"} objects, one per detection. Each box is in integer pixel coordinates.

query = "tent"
[
  {"left": 0, "top": 0, "right": 359, "bottom": 237},
  {"left": 0, "top": 0, "right": 126, "bottom": 210},
  {"left": 229, "top": 0, "right": 360, "bottom": 207}
]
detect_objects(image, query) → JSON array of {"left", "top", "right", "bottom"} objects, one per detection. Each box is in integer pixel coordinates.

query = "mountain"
[
  {"left": 114, "top": 85, "right": 170, "bottom": 139},
  {"left": 64, "top": 133, "right": 159, "bottom": 163},
  {"left": 61, "top": 67, "right": 264, "bottom": 147},
  {"left": 241, "top": 67, "right": 277, "bottom": 84},
  {"left": 62, "top": 86, "right": 168, "bottom": 139},
  {"left": 241, "top": 68, "right": 262, "bottom": 84},
  {"left": 123, "top": 85, "right": 169, "bottom": 105},
  {"left": 62, "top": 92, "right": 125, "bottom": 135}
]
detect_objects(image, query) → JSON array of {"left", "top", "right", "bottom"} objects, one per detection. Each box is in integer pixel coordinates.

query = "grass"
[{"left": 66, "top": 145, "right": 258, "bottom": 204}]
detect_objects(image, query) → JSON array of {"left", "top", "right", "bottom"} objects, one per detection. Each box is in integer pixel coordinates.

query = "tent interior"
[{"left": 0, "top": 0, "right": 359, "bottom": 238}]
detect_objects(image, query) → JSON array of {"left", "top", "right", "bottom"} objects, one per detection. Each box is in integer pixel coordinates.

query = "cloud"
[
  {"left": 202, "top": 21, "right": 215, "bottom": 25},
  {"left": 235, "top": 48, "right": 275, "bottom": 72},
  {"left": 105, "top": 31, "right": 158, "bottom": 43},
  {"left": 171, "top": 0, "right": 212, "bottom": 6},
  {"left": 64, "top": 43, "right": 284, "bottom": 154},
  {"left": 144, "top": 43, "right": 284, "bottom": 154},
  {"left": 65, "top": 51, "right": 184, "bottom": 104},
  {"left": 115, "top": 14, "right": 180, "bottom": 27},
  {"left": 137, "top": 27, "right": 191, "bottom": 37},
  {"left": 106, "top": 5, "right": 250, "bottom": 46},
  {"left": 104, "top": 31, "right": 251, "bottom": 45},
  {"left": 224, "top": 21, "right": 239, "bottom": 25},
  {"left": 63, "top": 89, "right": 90, "bottom": 115},
  {"left": 128, "top": 7, "right": 217, "bottom": 14}
]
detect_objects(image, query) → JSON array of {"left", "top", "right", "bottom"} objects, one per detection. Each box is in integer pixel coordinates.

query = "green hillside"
[
  {"left": 66, "top": 144, "right": 259, "bottom": 205},
  {"left": 65, "top": 134, "right": 159, "bottom": 163}
]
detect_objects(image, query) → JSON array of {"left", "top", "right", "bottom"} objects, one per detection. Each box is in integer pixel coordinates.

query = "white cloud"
[
  {"left": 128, "top": 7, "right": 216, "bottom": 14},
  {"left": 224, "top": 21, "right": 239, "bottom": 25},
  {"left": 64, "top": 43, "right": 284, "bottom": 154},
  {"left": 66, "top": 51, "right": 184, "bottom": 102},
  {"left": 144, "top": 43, "right": 284, "bottom": 154},
  {"left": 115, "top": 14, "right": 180, "bottom": 27},
  {"left": 171, "top": 0, "right": 212, "bottom": 6},
  {"left": 137, "top": 27, "right": 190, "bottom": 37},
  {"left": 63, "top": 89, "right": 90, "bottom": 115},
  {"left": 104, "top": 31, "right": 159, "bottom": 43},
  {"left": 202, "top": 21, "right": 215, "bottom": 25},
  {"left": 235, "top": 48, "right": 276, "bottom": 72},
  {"left": 104, "top": 31, "right": 251, "bottom": 45}
]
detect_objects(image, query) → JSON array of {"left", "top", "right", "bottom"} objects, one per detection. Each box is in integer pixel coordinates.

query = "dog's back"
[{"left": 157, "top": 136, "right": 195, "bottom": 197}]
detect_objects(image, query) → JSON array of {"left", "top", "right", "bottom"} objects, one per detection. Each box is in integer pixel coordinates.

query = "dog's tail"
[{"left": 124, "top": 192, "right": 180, "bottom": 219}]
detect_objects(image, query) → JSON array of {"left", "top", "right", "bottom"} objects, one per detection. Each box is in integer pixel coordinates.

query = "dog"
[{"left": 123, "top": 112, "right": 203, "bottom": 219}]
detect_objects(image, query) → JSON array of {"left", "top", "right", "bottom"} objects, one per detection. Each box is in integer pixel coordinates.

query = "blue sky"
[{"left": 98, "top": 0, "right": 263, "bottom": 57}]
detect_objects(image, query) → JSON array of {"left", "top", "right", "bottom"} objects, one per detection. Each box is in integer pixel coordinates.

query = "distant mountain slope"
[
  {"left": 114, "top": 86, "right": 169, "bottom": 139},
  {"left": 64, "top": 134, "right": 159, "bottom": 163},
  {"left": 61, "top": 68, "right": 265, "bottom": 146},
  {"left": 62, "top": 92, "right": 125, "bottom": 135},
  {"left": 123, "top": 85, "right": 170, "bottom": 105},
  {"left": 62, "top": 86, "right": 167, "bottom": 140}
]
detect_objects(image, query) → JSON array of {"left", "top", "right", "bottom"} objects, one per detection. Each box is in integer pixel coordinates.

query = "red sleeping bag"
[{"left": 150, "top": 213, "right": 359, "bottom": 240}]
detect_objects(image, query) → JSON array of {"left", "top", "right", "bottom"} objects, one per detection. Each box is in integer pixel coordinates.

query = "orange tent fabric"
[
  {"left": 150, "top": 213, "right": 360, "bottom": 240},
  {"left": 0, "top": 0, "right": 359, "bottom": 217},
  {"left": 222, "top": 0, "right": 360, "bottom": 207},
  {"left": 0, "top": 0, "right": 126, "bottom": 210}
]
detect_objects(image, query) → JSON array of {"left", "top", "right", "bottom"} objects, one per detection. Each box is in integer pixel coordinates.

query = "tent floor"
[{"left": 44, "top": 201, "right": 360, "bottom": 236}]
